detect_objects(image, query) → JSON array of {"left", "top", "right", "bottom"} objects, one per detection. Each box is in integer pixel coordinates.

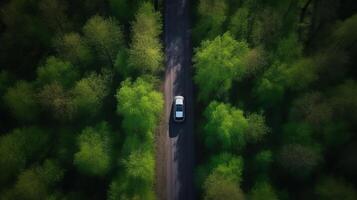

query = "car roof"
[
  {"left": 174, "top": 96, "right": 184, "bottom": 105},
  {"left": 175, "top": 98, "right": 183, "bottom": 105}
]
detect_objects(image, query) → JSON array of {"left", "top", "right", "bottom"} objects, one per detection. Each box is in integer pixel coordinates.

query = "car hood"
[{"left": 175, "top": 111, "right": 183, "bottom": 118}]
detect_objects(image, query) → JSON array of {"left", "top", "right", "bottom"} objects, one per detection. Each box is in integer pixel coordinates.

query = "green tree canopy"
[
  {"left": 246, "top": 113, "right": 270, "bottom": 143},
  {"left": 193, "top": 0, "right": 228, "bottom": 42},
  {"left": 194, "top": 33, "right": 249, "bottom": 101},
  {"left": 0, "top": 127, "right": 49, "bottom": 184},
  {"left": 228, "top": 7, "right": 249, "bottom": 41},
  {"left": 8, "top": 159, "right": 63, "bottom": 200},
  {"left": 38, "top": 82, "right": 75, "bottom": 121},
  {"left": 196, "top": 153, "right": 244, "bottom": 188},
  {"left": 127, "top": 2, "right": 163, "bottom": 75},
  {"left": 36, "top": 56, "right": 79, "bottom": 88},
  {"left": 54, "top": 32, "right": 93, "bottom": 68},
  {"left": 203, "top": 170, "right": 245, "bottom": 200},
  {"left": 3, "top": 81, "right": 39, "bottom": 122},
  {"left": 315, "top": 176, "right": 357, "bottom": 200},
  {"left": 72, "top": 70, "right": 112, "bottom": 118},
  {"left": 83, "top": 15, "right": 123, "bottom": 67},
  {"left": 278, "top": 144, "right": 322, "bottom": 179},
  {"left": 250, "top": 181, "right": 278, "bottom": 200},
  {"left": 204, "top": 101, "right": 248, "bottom": 152},
  {"left": 74, "top": 122, "right": 113, "bottom": 176},
  {"left": 116, "top": 77, "right": 163, "bottom": 136}
]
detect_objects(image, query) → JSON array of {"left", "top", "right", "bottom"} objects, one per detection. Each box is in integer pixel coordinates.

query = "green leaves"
[
  {"left": 72, "top": 70, "right": 112, "bottom": 118},
  {"left": 36, "top": 56, "right": 79, "bottom": 88},
  {"left": 3, "top": 81, "right": 39, "bottom": 122},
  {"left": 74, "top": 122, "right": 113, "bottom": 176},
  {"left": 194, "top": 33, "right": 249, "bottom": 102},
  {"left": 0, "top": 127, "right": 49, "bottom": 184},
  {"left": 204, "top": 101, "right": 248, "bottom": 152},
  {"left": 116, "top": 77, "right": 163, "bottom": 136},
  {"left": 83, "top": 15, "right": 124, "bottom": 67},
  {"left": 193, "top": 0, "right": 228, "bottom": 42},
  {"left": 127, "top": 2, "right": 163, "bottom": 75}
]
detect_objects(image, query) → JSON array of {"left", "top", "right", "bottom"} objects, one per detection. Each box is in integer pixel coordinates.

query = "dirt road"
[{"left": 156, "top": 0, "right": 195, "bottom": 199}]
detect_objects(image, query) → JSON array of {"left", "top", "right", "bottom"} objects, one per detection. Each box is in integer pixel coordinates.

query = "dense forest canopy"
[
  {"left": 0, "top": 0, "right": 163, "bottom": 199},
  {"left": 193, "top": 0, "right": 357, "bottom": 199},
  {"left": 0, "top": 0, "right": 357, "bottom": 199}
]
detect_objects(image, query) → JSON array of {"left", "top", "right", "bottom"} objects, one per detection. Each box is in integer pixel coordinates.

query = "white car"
[{"left": 173, "top": 96, "right": 185, "bottom": 122}]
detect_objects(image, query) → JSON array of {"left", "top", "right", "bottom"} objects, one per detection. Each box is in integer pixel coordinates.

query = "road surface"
[{"left": 157, "top": 0, "right": 195, "bottom": 199}]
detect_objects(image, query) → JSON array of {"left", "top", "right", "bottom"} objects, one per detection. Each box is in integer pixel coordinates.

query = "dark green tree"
[
  {"left": 36, "top": 56, "right": 79, "bottom": 88},
  {"left": 3, "top": 81, "right": 39, "bottom": 122}
]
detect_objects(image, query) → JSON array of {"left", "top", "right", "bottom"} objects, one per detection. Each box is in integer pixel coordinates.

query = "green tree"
[
  {"left": 204, "top": 101, "right": 248, "bottom": 152},
  {"left": 228, "top": 7, "right": 249, "bottom": 41},
  {"left": 194, "top": 33, "right": 249, "bottom": 101},
  {"left": 315, "top": 176, "right": 357, "bottom": 200},
  {"left": 278, "top": 144, "right": 321, "bottom": 179},
  {"left": 193, "top": 0, "right": 228, "bottom": 42},
  {"left": 10, "top": 159, "right": 63, "bottom": 200},
  {"left": 253, "top": 62, "right": 288, "bottom": 107},
  {"left": 36, "top": 56, "right": 79, "bottom": 88},
  {"left": 72, "top": 70, "right": 112, "bottom": 118},
  {"left": 253, "top": 150, "right": 273, "bottom": 177},
  {"left": 246, "top": 113, "right": 270, "bottom": 143},
  {"left": 0, "top": 127, "right": 49, "bottom": 184},
  {"left": 250, "top": 181, "right": 278, "bottom": 200},
  {"left": 38, "top": 82, "right": 75, "bottom": 120},
  {"left": 54, "top": 32, "right": 93, "bottom": 68},
  {"left": 109, "top": 0, "right": 144, "bottom": 23},
  {"left": 39, "top": 0, "right": 71, "bottom": 35},
  {"left": 203, "top": 170, "right": 245, "bottom": 200},
  {"left": 3, "top": 81, "right": 39, "bottom": 121},
  {"left": 289, "top": 92, "right": 332, "bottom": 126},
  {"left": 74, "top": 122, "right": 113, "bottom": 176},
  {"left": 127, "top": 2, "right": 163, "bottom": 75},
  {"left": 83, "top": 15, "right": 124, "bottom": 67},
  {"left": 116, "top": 77, "right": 163, "bottom": 136}
]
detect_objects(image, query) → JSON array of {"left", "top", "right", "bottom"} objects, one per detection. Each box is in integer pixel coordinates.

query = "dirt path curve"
[{"left": 156, "top": 0, "right": 195, "bottom": 200}]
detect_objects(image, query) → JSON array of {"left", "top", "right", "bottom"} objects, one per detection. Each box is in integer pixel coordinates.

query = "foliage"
[
  {"left": 0, "top": 127, "right": 49, "bottom": 184},
  {"left": 246, "top": 113, "right": 270, "bottom": 143},
  {"left": 194, "top": 33, "right": 249, "bottom": 101},
  {"left": 193, "top": 0, "right": 228, "bottom": 42},
  {"left": 74, "top": 122, "right": 113, "bottom": 176},
  {"left": 36, "top": 56, "right": 79, "bottom": 88},
  {"left": 3, "top": 81, "right": 39, "bottom": 121},
  {"left": 229, "top": 7, "right": 249, "bottom": 41},
  {"left": 9, "top": 159, "right": 63, "bottom": 200},
  {"left": 83, "top": 15, "right": 123, "bottom": 67},
  {"left": 54, "top": 32, "right": 93, "bottom": 68},
  {"left": 72, "top": 70, "right": 112, "bottom": 118},
  {"left": 38, "top": 82, "right": 75, "bottom": 120},
  {"left": 203, "top": 170, "right": 245, "bottom": 200},
  {"left": 250, "top": 181, "right": 278, "bottom": 200},
  {"left": 127, "top": 2, "right": 163, "bottom": 75},
  {"left": 278, "top": 144, "right": 322, "bottom": 179},
  {"left": 116, "top": 77, "right": 163, "bottom": 136},
  {"left": 203, "top": 101, "right": 248, "bottom": 152},
  {"left": 315, "top": 176, "right": 357, "bottom": 200}
]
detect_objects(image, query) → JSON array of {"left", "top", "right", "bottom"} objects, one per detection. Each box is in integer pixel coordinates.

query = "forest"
[
  {"left": 0, "top": 0, "right": 357, "bottom": 200},
  {"left": 193, "top": 0, "right": 357, "bottom": 199},
  {"left": 0, "top": 0, "right": 164, "bottom": 199}
]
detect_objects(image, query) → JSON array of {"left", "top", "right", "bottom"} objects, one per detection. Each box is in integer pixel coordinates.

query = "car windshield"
[{"left": 176, "top": 104, "right": 183, "bottom": 111}]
